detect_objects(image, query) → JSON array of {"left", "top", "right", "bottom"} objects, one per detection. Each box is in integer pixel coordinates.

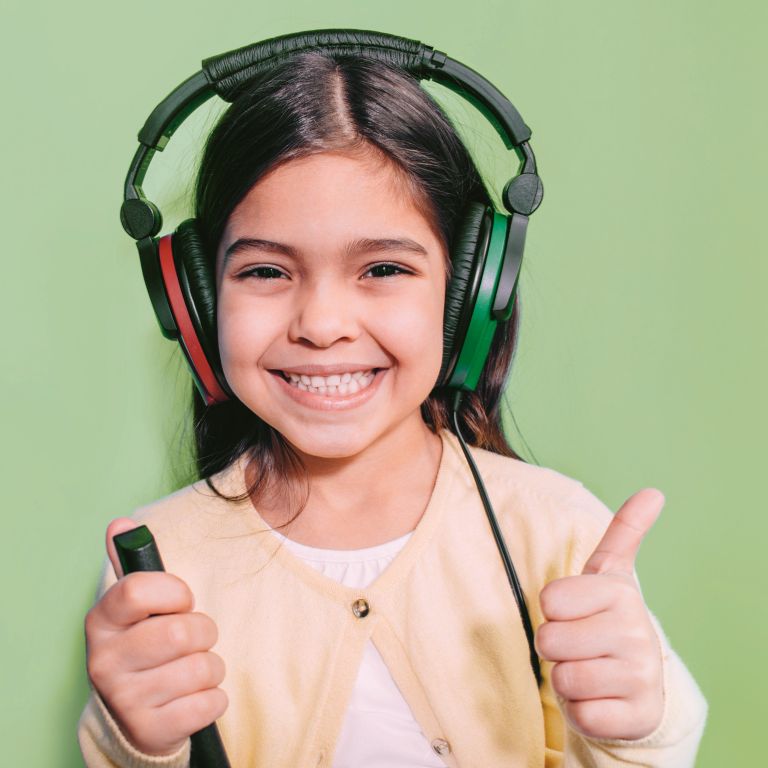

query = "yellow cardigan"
[{"left": 78, "top": 428, "right": 707, "bottom": 767}]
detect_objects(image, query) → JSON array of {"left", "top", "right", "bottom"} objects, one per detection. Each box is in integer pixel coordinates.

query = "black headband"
[{"left": 121, "top": 28, "right": 541, "bottom": 242}]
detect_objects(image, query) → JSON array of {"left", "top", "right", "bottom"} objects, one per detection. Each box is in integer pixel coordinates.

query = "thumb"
[
  {"left": 105, "top": 518, "right": 142, "bottom": 579},
  {"left": 581, "top": 488, "right": 664, "bottom": 576}
]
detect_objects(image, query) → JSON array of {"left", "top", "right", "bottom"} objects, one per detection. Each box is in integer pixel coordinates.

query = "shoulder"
[
  {"left": 87, "top": 456, "right": 259, "bottom": 609},
  {"left": 463, "top": 435, "right": 610, "bottom": 520},
  {"left": 127, "top": 457, "right": 253, "bottom": 565},
  {"left": 465, "top": 439, "right": 584, "bottom": 503},
  {"left": 132, "top": 476, "right": 226, "bottom": 528},
  {"left": 446, "top": 431, "right": 615, "bottom": 575}
]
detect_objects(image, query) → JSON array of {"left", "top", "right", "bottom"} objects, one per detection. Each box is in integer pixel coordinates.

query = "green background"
[{"left": 1, "top": 1, "right": 764, "bottom": 765}]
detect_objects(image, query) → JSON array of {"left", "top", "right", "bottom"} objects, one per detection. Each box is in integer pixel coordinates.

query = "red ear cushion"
[{"left": 158, "top": 234, "right": 229, "bottom": 404}]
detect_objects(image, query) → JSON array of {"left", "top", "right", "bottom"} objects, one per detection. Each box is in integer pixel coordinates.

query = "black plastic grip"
[{"left": 112, "top": 526, "right": 232, "bottom": 768}]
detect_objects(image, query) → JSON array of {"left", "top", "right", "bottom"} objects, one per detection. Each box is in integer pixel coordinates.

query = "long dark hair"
[{"left": 186, "top": 50, "right": 528, "bottom": 519}]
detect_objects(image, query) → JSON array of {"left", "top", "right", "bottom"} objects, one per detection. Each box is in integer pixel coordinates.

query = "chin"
[{"left": 280, "top": 425, "right": 377, "bottom": 460}]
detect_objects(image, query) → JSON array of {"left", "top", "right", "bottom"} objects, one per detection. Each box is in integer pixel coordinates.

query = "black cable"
[{"left": 450, "top": 390, "right": 543, "bottom": 687}]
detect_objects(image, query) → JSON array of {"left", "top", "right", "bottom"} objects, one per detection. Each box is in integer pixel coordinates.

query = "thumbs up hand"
[{"left": 535, "top": 488, "right": 666, "bottom": 741}]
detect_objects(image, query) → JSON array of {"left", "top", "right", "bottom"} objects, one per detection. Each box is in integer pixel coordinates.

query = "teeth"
[{"left": 283, "top": 369, "right": 377, "bottom": 395}]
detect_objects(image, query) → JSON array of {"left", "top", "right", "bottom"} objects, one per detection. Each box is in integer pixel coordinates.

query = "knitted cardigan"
[{"left": 78, "top": 428, "right": 708, "bottom": 767}]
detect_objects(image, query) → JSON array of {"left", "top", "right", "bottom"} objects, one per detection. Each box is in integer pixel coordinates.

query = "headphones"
[
  {"left": 120, "top": 28, "right": 543, "bottom": 407},
  {"left": 120, "top": 29, "right": 545, "bottom": 689}
]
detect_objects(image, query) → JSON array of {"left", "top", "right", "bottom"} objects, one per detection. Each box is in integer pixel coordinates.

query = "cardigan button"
[
  {"left": 351, "top": 598, "right": 370, "bottom": 618},
  {"left": 431, "top": 738, "right": 451, "bottom": 756}
]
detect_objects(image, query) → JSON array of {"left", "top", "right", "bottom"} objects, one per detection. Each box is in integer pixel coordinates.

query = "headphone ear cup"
[
  {"left": 174, "top": 219, "right": 217, "bottom": 347},
  {"left": 438, "top": 202, "right": 492, "bottom": 389},
  {"left": 170, "top": 218, "right": 232, "bottom": 402}
]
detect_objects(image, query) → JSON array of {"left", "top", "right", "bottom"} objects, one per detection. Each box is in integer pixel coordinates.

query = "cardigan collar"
[{"left": 214, "top": 428, "right": 467, "bottom": 606}]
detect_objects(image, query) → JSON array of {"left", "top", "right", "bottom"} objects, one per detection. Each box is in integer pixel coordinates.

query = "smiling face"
[{"left": 215, "top": 148, "right": 448, "bottom": 460}]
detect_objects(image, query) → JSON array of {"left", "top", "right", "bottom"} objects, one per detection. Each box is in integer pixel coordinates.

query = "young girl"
[{"left": 79, "top": 41, "right": 707, "bottom": 767}]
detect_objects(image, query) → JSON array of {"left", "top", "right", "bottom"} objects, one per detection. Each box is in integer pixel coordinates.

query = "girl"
[{"left": 79, "top": 42, "right": 707, "bottom": 767}]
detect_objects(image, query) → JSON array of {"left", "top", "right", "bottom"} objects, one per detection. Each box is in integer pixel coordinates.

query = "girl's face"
[{"left": 215, "top": 149, "right": 447, "bottom": 460}]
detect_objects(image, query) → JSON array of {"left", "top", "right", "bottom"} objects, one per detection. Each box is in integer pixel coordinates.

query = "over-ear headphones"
[{"left": 120, "top": 29, "right": 543, "bottom": 407}]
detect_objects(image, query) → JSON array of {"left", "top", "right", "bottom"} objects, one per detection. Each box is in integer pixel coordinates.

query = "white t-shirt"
[{"left": 269, "top": 528, "right": 449, "bottom": 768}]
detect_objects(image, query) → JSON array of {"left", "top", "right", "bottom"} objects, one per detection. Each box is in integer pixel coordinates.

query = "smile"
[
  {"left": 269, "top": 368, "right": 386, "bottom": 411},
  {"left": 279, "top": 369, "right": 378, "bottom": 395}
]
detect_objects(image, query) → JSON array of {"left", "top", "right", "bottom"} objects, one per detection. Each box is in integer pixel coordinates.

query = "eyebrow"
[{"left": 222, "top": 236, "right": 429, "bottom": 268}]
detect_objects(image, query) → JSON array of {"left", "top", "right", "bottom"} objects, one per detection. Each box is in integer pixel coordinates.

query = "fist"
[
  {"left": 84, "top": 518, "right": 228, "bottom": 756},
  {"left": 535, "top": 488, "right": 665, "bottom": 741}
]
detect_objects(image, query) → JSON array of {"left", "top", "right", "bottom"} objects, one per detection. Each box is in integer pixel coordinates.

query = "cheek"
[
  {"left": 377, "top": 295, "right": 444, "bottom": 380},
  {"left": 216, "top": 293, "right": 272, "bottom": 372}
]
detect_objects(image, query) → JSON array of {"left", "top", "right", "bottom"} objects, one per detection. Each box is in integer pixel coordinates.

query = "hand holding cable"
[{"left": 84, "top": 519, "right": 229, "bottom": 759}]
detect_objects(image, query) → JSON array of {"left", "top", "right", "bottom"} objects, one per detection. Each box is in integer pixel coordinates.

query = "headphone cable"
[{"left": 450, "top": 389, "right": 543, "bottom": 687}]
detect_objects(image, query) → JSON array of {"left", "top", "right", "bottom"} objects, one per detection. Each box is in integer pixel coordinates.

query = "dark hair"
[{"left": 187, "top": 50, "right": 528, "bottom": 520}]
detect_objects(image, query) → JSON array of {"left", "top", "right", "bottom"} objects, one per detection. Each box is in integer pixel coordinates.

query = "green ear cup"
[
  {"left": 439, "top": 203, "right": 489, "bottom": 387},
  {"left": 439, "top": 202, "right": 511, "bottom": 392}
]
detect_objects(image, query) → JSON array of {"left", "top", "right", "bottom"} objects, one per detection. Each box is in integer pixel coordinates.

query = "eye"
[
  {"left": 364, "top": 262, "right": 411, "bottom": 279},
  {"left": 236, "top": 266, "right": 286, "bottom": 281}
]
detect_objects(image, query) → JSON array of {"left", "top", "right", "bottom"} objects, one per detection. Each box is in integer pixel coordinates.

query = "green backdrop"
[{"left": 1, "top": 1, "right": 764, "bottom": 765}]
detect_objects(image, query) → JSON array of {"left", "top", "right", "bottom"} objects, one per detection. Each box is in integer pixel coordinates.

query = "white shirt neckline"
[{"left": 268, "top": 528, "right": 415, "bottom": 564}]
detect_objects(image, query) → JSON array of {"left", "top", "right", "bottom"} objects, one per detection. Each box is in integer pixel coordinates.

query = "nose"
[{"left": 287, "top": 278, "right": 361, "bottom": 348}]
